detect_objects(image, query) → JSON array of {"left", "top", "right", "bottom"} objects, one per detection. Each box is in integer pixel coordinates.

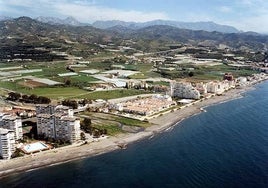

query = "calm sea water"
[{"left": 1, "top": 81, "right": 268, "bottom": 188}]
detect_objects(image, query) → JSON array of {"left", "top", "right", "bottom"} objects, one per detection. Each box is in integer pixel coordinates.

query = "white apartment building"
[
  {"left": 0, "top": 128, "right": 15, "bottom": 160},
  {"left": 0, "top": 113, "right": 23, "bottom": 141},
  {"left": 170, "top": 82, "right": 200, "bottom": 99},
  {"left": 36, "top": 105, "right": 80, "bottom": 143}
]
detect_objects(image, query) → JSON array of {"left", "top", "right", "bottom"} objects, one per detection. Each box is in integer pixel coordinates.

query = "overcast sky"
[{"left": 0, "top": 0, "right": 267, "bottom": 33}]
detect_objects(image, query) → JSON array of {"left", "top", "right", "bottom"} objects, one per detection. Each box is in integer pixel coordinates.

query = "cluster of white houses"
[
  {"left": 170, "top": 79, "right": 236, "bottom": 99},
  {"left": 0, "top": 113, "right": 23, "bottom": 159},
  {"left": 36, "top": 105, "right": 81, "bottom": 144}
]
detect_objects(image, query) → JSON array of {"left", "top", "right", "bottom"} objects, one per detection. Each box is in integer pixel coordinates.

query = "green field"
[
  {"left": 26, "top": 87, "right": 88, "bottom": 99},
  {"left": 81, "top": 112, "right": 150, "bottom": 135},
  {"left": 114, "top": 116, "right": 150, "bottom": 128},
  {"left": 70, "top": 75, "right": 99, "bottom": 82},
  {"left": 0, "top": 82, "right": 149, "bottom": 100},
  {"left": 0, "top": 80, "right": 87, "bottom": 99},
  {"left": 93, "top": 124, "right": 124, "bottom": 136},
  {"left": 190, "top": 64, "right": 259, "bottom": 81}
]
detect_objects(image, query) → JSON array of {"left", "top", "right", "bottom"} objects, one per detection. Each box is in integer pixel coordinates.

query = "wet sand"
[{"left": 0, "top": 86, "right": 256, "bottom": 178}]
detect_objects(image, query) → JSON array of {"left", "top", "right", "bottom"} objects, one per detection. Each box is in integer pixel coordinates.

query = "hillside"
[
  {"left": 127, "top": 25, "right": 268, "bottom": 51},
  {"left": 0, "top": 17, "right": 268, "bottom": 60},
  {"left": 0, "top": 17, "right": 113, "bottom": 60}
]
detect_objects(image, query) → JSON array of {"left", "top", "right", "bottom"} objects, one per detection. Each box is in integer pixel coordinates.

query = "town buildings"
[
  {"left": 109, "top": 95, "right": 176, "bottom": 116},
  {"left": 0, "top": 128, "right": 15, "bottom": 160},
  {"left": 36, "top": 105, "right": 80, "bottom": 143}
]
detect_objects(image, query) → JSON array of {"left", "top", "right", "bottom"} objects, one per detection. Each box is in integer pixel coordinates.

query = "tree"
[
  {"left": 29, "top": 94, "right": 38, "bottom": 103},
  {"left": 80, "top": 132, "right": 86, "bottom": 140},
  {"left": 62, "top": 99, "right": 78, "bottom": 109},
  {"left": 64, "top": 78, "right": 71, "bottom": 86},
  {"left": 103, "top": 129, "right": 108, "bottom": 135},
  {"left": 21, "top": 94, "right": 29, "bottom": 102},
  {"left": 81, "top": 118, "right": 92, "bottom": 133},
  {"left": 79, "top": 99, "right": 90, "bottom": 106},
  {"left": 11, "top": 148, "right": 24, "bottom": 158},
  {"left": 7, "top": 92, "right": 21, "bottom": 101},
  {"left": 37, "top": 96, "right": 51, "bottom": 104},
  {"left": 93, "top": 129, "right": 100, "bottom": 138},
  {"left": 188, "top": 71, "right": 194, "bottom": 77}
]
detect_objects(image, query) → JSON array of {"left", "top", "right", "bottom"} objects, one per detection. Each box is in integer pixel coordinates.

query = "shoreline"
[{"left": 0, "top": 82, "right": 264, "bottom": 178}]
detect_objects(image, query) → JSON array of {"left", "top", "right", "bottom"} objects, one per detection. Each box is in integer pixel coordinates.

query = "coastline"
[{"left": 0, "top": 83, "right": 262, "bottom": 178}]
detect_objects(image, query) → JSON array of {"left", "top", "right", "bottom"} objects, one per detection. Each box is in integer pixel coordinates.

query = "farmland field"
[
  {"left": 25, "top": 87, "right": 88, "bottom": 99},
  {"left": 18, "top": 80, "right": 47, "bottom": 88}
]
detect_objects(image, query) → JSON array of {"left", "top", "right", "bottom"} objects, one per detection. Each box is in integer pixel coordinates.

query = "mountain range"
[
  {"left": 0, "top": 16, "right": 267, "bottom": 53},
  {"left": 92, "top": 19, "right": 240, "bottom": 33},
  {"left": 0, "top": 16, "right": 240, "bottom": 33}
]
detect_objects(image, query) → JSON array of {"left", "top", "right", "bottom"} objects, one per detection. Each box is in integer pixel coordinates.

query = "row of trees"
[
  {"left": 7, "top": 92, "right": 51, "bottom": 104},
  {"left": 62, "top": 99, "right": 78, "bottom": 109},
  {"left": 62, "top": 99, "right": 91, "bottom": 109},
  {"left": 7, "top": 92, "right": 89, "bottom": 107}
]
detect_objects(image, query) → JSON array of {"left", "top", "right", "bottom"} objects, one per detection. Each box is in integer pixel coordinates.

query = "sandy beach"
[{"left": 0, "top": 85, "right": 257, "bottom": 178}]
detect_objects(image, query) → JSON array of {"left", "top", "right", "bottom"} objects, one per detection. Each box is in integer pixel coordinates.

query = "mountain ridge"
[
  {"left": 0, "top": 15, "right": 240, "bottom": 33},
  {"left": 35, "top": 16, "right": 88, "bottom": 26},
  {"left": 1, "top": 17, "right": 267, "bottom": 52},
  {"left": 92, "top": 19, "right": 240, "bottom": 33}
]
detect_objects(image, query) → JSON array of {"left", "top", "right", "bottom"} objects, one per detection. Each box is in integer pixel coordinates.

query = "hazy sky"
[{"left": 0, "top": 0, "right": 267, "bottom": 33}]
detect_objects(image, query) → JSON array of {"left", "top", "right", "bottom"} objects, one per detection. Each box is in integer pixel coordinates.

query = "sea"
[{"left": 0, "top": 81, "right": 268, "bottom": 188}]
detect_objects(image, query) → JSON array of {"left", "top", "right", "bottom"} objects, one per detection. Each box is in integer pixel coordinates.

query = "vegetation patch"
[{"left": 114, "top": 116, "right": 150, "bottom": 128}]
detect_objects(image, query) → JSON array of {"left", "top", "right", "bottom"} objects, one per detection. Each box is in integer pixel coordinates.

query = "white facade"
[
  {"left": 195, "top": 82, "right": 208, "bottom": 94},
  {"left": 0, "top": 128, "right": 15, "bottom": 160},
  {"left": 207, "top": 82, "right": 224, "bottom": 94},
  {"left": 0, "top": 114, "right": 23, "bottom": 141},
  {"left": 206, "top": 80, "right": 235, "bottom": 94},
  {"left": 36, "top": 105, "right": 80, "bottom": 143},
  {"left": 170, "top": 82, "right": 200, "bottom": 99}
]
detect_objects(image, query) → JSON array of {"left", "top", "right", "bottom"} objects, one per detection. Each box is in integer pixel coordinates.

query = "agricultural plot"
[
  {"left": 102, "top": 69, "right": 139, "bottom": 77},
  {"left": 58, "top": 72, "right": 78, "bottom": 77},
  {"left": 14, "top": 76, "right": 62, "bottom": 88},
  {"left": 79, "top": 69, "right": 100, "bottom": 74},
  {"left": 25, "top": 87, "right": 88, "bottom": 99},
  {"left": 18, "top": 80, "right": 47, "bottom": 88},
  {"left": 0, "top": 66, "right": 23, "bottom": 71}
]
